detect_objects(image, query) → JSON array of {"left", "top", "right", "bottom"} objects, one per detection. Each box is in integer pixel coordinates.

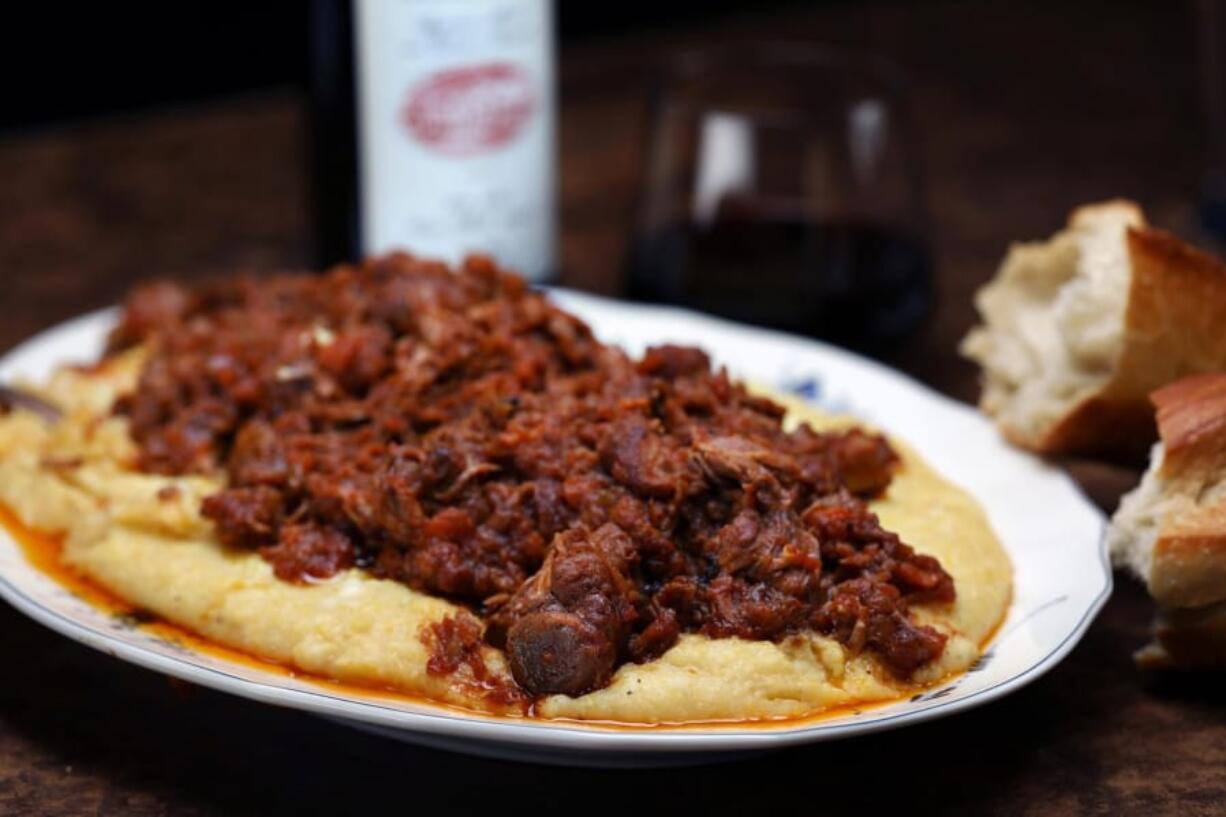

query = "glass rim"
[
  {"left": 668, "top": 42, "right": 909, "bottom": 90},
  {"left": 654, "top": 43, "right": 911, "bottom": 124}
]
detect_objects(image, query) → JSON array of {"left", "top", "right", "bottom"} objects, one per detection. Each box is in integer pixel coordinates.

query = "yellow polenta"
[{"left": 0, "top": 350, "right": 1011, "bottom": 723}]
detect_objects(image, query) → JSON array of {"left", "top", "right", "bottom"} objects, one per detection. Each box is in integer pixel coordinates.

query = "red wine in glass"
[
  {"left": 628, "top": 47, "right": 932, "bottom": 352},
  {"left": 629, "top": 206, "right": 932, "bottom": 351}
]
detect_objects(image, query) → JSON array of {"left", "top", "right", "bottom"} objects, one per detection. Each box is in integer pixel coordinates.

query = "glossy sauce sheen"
[{"left": 2, "top": 502, "right": 992, "bottom": 730}]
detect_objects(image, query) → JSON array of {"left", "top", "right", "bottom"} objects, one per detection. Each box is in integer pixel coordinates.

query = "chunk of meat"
[
  {"left": 703, "top": 576, "right": 808, "bottom": 640},
  {"left": 201, "top": 485, "right": 283, "bottom": 549},
  {"left": 827, "top": 429, "right": 899, "bottom": 497},
  {"left": 599, "top": 416, "right": 687, "bottom": 499},
  {"left": 489, "top": 524, "right": 640, "bottom": 696},
  {"left": 315, "top": 324, "right": 392, "bottom": 392},
  {"left": 637, "top": 345, "right": 711, "bottom": 379},
  {"left": 107, "top": 281, "right": 194, "bottom": 351},
  {"left": 815, "top": 579, "right": 948, "bottom": 676},
  {"left": 693, "top": 434, "right": 797, "bottom": 486},
  {"left": 260, "top": 522, "right": 354, "bottom": 582},
  {"left": 423, "top": 614, "right": 526, "bottom": 706},
  {"left": 227, "top": 420, "right": 289, "bottom": 486},
  {"left": 505, "top": 611, "right": 615, "bottom": 698}
]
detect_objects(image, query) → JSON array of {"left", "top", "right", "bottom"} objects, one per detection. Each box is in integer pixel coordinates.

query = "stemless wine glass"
[{"left": 627, "top": 45, "right": 932, "bottom": 351}]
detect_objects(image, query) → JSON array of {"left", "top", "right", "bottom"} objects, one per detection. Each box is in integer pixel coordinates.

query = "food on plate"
[
  {"left": 960, "top": 200, "right": 1226, "bottom": 461},
  {"left": 1109, "top": 373, "right": 1226, "bottom": 668},
  {"left": 0, "top": 254, "right": 1010, "bottom": 722}
]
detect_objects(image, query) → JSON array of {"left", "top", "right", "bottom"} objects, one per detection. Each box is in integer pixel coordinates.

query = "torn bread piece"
[
  {"left": 1108, "top": 373, "right": 1226, "bottom": 667},
  {"left": 961, "top": 200, "right": 1226, "bottom": 460},
  {"left": 1135, "top": 604, "right": 1226, "bottom": 669}
]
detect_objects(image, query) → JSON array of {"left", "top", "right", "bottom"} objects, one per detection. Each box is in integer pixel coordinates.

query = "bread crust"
[
  {"left": 1136, "top": 601, "right": 1226, "bottom": 669},
  {"left": 1152, "top": 374, "right": 1226, "bottom": 480},
  {"left": 1033, "top": 391, "right": 1157, "bottom": 462},
  {"left": 1145, "top": 374, "right": 1226, "bottom": 609},
  {"left": 1033, "top": 226, "right": 1226, "bottom": 461}
]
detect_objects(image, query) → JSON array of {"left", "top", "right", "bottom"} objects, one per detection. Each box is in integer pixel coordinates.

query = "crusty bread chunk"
[
  {"left": 961, "top": 201, "right": 1226, "bottom": 460},
  {"left": 1108, "top": 374, "right": 1226, "bottom": 667},
  {"left": 1134, "top": 603, "right": 1226, "bottom": 669}
]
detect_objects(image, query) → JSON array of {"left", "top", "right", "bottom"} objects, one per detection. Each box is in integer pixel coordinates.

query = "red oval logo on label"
[{"left": 401, "top": 62, "right": 536, "bottom": 156}]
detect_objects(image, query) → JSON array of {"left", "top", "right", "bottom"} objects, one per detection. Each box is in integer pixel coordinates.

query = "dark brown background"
[{"left": 2, "top": 2, "right": 1224, "bottom": 814}]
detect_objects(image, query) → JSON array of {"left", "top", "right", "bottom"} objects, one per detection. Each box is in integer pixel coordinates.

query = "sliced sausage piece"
[
  {"left": 506, "top": 610, "right": 615, "bottom": 697},
  {"left": 494, "top": 523, "right": 639, "bottom": 696}
]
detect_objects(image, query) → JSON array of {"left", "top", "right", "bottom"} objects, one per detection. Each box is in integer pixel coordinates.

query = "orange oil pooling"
[
  {"left": 0, "top": 502, "right": 1000, "bottom": 731},
  {"left": 0, "top": 502, "right": 522, "bottom": 718}
]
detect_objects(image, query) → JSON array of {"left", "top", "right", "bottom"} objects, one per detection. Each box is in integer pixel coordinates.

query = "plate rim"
[{"left": 0, "top": 297, "right": 1112, "bottom": 755}]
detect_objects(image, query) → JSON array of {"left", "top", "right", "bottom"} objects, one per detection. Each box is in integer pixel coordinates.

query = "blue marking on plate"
[
  {"left": 785, "top": 376, "right": 822, "bottom": 402},
  {"left": 779, "top": 373, "right": 858, "bottom": 416}
]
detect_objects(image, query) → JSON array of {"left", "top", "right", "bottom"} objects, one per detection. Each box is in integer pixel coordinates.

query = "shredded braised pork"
[{"left": 109, "top": 253, "right": 954, "bottom": 697}]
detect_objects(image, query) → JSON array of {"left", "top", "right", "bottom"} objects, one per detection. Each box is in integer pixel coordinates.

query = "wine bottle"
[{"left": 308, "top": 0, "right": 556, "bottom": 281}]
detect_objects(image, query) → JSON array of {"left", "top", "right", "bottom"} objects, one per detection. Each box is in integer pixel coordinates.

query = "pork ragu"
[{"left": 108, "top": 253, "right": 955, "bottom": 699}]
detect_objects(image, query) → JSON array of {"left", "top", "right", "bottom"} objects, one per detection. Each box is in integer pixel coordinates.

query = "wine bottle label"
[{"left": 354, "top": 0, "right": 555, "bottom": 281}]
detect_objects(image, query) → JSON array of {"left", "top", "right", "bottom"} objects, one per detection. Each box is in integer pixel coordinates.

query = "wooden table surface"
[{"left": 2, "top": 2, "right": 1224, "bottom": 814}]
